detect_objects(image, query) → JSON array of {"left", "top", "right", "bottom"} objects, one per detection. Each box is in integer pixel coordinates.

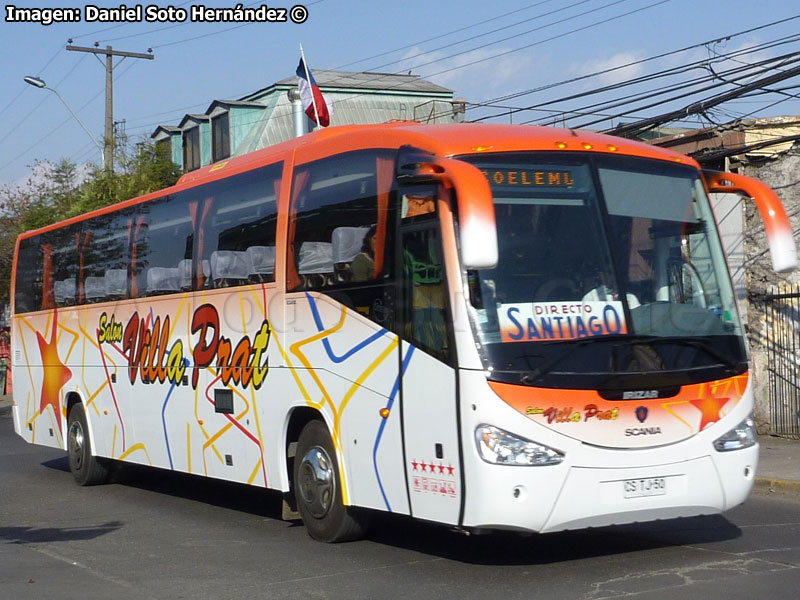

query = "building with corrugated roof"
[{"left": 152, "top": 70, "right": 462, "bottom": 172}]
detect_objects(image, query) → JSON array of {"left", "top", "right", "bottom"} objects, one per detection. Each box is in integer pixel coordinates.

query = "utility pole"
[{"left": 66, "top": 44, "right": 154, "bottom": 172}]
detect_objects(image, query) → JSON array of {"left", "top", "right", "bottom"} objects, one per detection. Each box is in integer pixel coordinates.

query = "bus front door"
[{"left": 399, "top": 218, "right": 462, "bottom": 526}]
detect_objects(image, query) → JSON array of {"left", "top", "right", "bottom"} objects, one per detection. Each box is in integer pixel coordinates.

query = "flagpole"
[{"left": 299, "top": 43, "right": 321, "bottom": 130}]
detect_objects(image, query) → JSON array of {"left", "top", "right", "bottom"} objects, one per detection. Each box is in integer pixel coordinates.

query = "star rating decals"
[{"left": 410, "top": 459, "right": 456, "bottom": 477}]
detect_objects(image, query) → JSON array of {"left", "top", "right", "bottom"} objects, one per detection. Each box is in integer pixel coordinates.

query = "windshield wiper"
[
  {"left": 515, "top": 336, "right": 627, "bottom": 384},
  {"left": 610, "top": 335, "right": 743, "bottom": 374},
  {"left": 506, "top": 335, "right": 743, "bottom": 385}
]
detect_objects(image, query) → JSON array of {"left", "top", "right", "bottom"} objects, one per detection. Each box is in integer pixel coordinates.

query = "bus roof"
[
  {"left": 179, "top": 122, "right": 696, "bottom": 184},
  {"left": 18, "top": 122, "right": 698, "bottom": 240}
]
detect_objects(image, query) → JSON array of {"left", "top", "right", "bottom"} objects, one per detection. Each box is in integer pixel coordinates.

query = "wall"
[{"left": 741, "top": 149, "right": 800, "bottom": 431}]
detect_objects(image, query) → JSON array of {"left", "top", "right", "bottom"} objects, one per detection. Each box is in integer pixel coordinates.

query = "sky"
[{"left": 2, "top": 0, "right": 800, "bottom": 187}]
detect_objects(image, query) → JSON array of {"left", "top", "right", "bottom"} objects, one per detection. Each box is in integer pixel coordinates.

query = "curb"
[{"left": 753, "top": 477, "right": 800, "bottom": 500}]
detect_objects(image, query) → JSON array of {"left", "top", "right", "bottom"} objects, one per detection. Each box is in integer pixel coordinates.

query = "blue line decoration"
[
  {"left": 304, "top": 292, "right": 407, "bottom": 511},
  {"left": 161, "top": 358, "right": 190, "bottom": 470},
  {"left": 305, "top": 292, "right": 387, "bottom": 362},
  {"left": 372, "top": 345, "right": 415, "bottom": 512}
]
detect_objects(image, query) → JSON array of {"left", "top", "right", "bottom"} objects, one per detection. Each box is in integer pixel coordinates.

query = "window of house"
[
  {"left": 212, "top": 113, "right": 230, "bottom": 163},
  {"left": 183, "top": 126, "right": 201, "bottom": 172}
]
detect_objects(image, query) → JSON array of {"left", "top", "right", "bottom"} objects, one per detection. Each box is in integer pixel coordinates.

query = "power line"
[
  {"left": 74, "top": 0, "right": 669, "bottom": 143},
  {"left": 547, "top": 57, "right": 800, "bottom": 131},
  {"left": 458, "top": 100, "right": 703, "bottom": 126},
  {"left": 373, "top": 0, "right": 634, "bottom": 79},
  {"left": 509, "top": 59, "right": 800, "bottom": 130},
  {"left": 468, "top": 15, "right": 800, "bottom": 122},
  {"left": 89, "top": 0, "right": 615, "bottom": 131},
  {"left": 518, "top": 48, "right": 800, "bottom": 128},
  {"left": 0, "top": 54, "right": 90, "bottom": 147},
  {"left": 116, "top": 0, "right": 667, "bottom": 144},
  {"left": 574, "top": 54, "right": 800, "bottom": 130},
  {"left": 604, "top": 60, "right": 800, "bottom": 136},
  {"left": 65, "top": 44, "right": 155, "bottom": 171},
  {"left": 243, "top": 0, "right": 672, "bottom": 135},
  {"left": 332, "top": 0, "right": 561, "bottom": 70},
  {"left": 94, "top": 0, "right": 326, "bottom": 47},
  {"left": 11, "top": 1, "right": 797, "bottom": 181},
  {"left": 0, "top": 59, "right": 141, "bottom": 175},
  {"left": 725, "top": 90, "right": 800, "bottom": 122},
  {"left": 707, "top": 56, "right": 800, "bottom": 102},
  {"left": 68, "top": 0, "right": 195, "bottom": 41},
  {"left": 344, "top": 0, "right": 603, "bottom": 75},
  {"left": 0, "top": 44, "right": 64, "bottom": 119},
  {"left": 412, "top": 0, "right": 671, "bottom": 85}
]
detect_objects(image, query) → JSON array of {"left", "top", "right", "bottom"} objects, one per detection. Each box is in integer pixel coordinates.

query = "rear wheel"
[
  {"left": 67, "top": 403, "right": 110, "bottom": 486},
  {"left": 293, "top": 420, "right": 369, "bottom": 542}
]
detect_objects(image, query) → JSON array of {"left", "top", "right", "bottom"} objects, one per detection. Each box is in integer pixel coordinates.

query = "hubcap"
[
  {"left": 298, "top": 446, "right": 335, "bottom": 519},
  {"left": 68, "top": 420, "right": 85, "bottom": 471}
]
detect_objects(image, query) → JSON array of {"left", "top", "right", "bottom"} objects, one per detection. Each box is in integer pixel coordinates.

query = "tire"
[
  {"left": 67, "top": 403, "right": 110, "bottom": 486},
  {"left": 293, "top": 420, "right": 369, "bottom": 542}
]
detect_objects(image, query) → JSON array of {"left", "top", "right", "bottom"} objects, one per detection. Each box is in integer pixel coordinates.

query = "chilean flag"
[{"left": 296, "top": 57, "right": 332, "bottom": 127}]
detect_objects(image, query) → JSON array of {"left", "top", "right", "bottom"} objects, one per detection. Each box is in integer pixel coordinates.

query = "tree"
[
  {"left": 0, "top": 140, "right": 181, "bottom": 304},
  {"left": 72, "top": 141, "right": 182, "bottom": 216},
  {"left": 0, "top": 159, "right": 82, "bottom": 302}
]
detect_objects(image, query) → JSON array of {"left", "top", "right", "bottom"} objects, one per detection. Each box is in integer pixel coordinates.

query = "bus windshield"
[{"left": 461, "top": 152, "right": 747, "bottom": 390}]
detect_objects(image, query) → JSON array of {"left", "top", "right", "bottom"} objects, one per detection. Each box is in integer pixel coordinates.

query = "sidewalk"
[
  {"left": 0, "top": 392, "right": 798, "bottom": 499},
  {"left": 753, "top": 434, "right": 800, "bottom": 498}
]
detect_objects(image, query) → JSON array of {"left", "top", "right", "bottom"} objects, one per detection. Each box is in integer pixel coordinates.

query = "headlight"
[
  {"left": 475, "top": 424, "right": 564, "bottom": 466},
  {"left": 713, "top": 414, "right": 757, "bottom": 452}
]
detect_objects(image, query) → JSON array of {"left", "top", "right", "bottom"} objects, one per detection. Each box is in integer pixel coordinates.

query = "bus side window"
[
  {"left": 400, "top": 225, "right": 451, "bottom": 363},
  {"left": 76, "top": 211, "right": 132, "bottom": 304},
  {"left": 287, "top": 150, "right": 397, "bottom": 328},
  {"left": 14, "top": 235, "right": 44, "bottom": 314},
  {"left": 199, "top": 163, "right": 282, "bottom": 289},
  {"left": 133, "top": 195, "right": 193, "bottom": 298}
]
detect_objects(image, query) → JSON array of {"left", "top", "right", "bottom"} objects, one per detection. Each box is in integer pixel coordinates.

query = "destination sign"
[{"left": 480, "top": 169, "right": 575, "bottom": 188}]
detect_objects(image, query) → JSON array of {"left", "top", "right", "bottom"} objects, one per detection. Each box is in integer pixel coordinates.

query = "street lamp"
[{"left": 23, "top": 75, "right": 105, "bottom": 165}]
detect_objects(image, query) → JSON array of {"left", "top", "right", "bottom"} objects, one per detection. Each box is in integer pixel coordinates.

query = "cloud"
[
  {"left": 570, "top": 51, "right": 647, "bottom": 88},
  {"left": 396, "top": 46, "right": 541, "bottom": 103}
]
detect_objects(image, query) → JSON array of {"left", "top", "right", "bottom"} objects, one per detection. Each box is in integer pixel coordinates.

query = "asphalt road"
[{"left": 1, "top": 409, "right": 799, "bottom": 600}]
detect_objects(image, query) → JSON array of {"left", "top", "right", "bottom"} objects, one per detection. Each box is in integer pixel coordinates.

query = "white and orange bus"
[{"left": 10, "top": 123, "right": 796, "bottom": 542}]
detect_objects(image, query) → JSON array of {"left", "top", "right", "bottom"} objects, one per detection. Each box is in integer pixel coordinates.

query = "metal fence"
[{"left": 765, "top": 285, "right": 800, "bottom": 440}]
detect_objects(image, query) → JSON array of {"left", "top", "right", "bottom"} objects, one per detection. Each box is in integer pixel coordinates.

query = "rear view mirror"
[
  {"left": 704, "top": 170, "right": 797, "bottom": 273},
  {"left": 398, "top": 148, "right": 498, "bottom": 269}
]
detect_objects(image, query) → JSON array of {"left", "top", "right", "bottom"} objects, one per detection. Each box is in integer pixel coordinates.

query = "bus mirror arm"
[
  {"left": 398, "top": 153, "right": 498, "bottom": 270},
  {"left": 703, "top": 170, "right": 797, "bottom": 273}
]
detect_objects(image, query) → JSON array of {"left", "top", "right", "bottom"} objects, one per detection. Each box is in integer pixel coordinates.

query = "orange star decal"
[
  {"left": 36, "top": 309, "right": 72, "bottom": 431},
  {"left": 689, "top": 394, "right": 730, "bottom": 431}
]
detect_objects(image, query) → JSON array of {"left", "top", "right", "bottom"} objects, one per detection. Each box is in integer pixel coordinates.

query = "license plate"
[{"left": 623, "top": 477, "right": 666, "bottom": 498}]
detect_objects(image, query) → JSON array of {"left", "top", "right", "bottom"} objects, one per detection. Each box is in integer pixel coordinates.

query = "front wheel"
[
  {"left": 293, "top": 420, "right": 369, "bottom": 542},
  {"left": 67, "top": 403, "right": 110, "bottom": 486}
]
